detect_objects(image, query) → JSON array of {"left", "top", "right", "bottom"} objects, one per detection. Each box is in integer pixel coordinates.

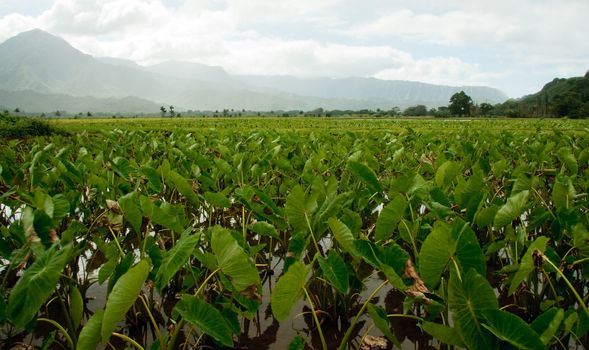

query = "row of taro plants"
[{"left": 0, "top": 125, "right": 588, "bottom": 349}]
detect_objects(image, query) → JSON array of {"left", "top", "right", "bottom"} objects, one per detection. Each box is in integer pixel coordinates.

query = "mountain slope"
[{"left": 0, "top": 29, "right": 509, "bottom": 112}]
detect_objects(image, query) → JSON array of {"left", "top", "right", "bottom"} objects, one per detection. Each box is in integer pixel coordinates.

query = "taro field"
[{"left": 0, "top": 117, "right": 589, "bottom": 349}]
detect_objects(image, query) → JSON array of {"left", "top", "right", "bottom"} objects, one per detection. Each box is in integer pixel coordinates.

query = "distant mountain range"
[{"left": 0, "top": 29, "right": 509, "bottom": 114}]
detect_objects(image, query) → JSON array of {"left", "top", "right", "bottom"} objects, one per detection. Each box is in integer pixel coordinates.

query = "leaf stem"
[
  {"left": 541, "top": 254, "right": 589, "bottom": 318},
  {"left": 139, "top": 294, "right": 164, "bottom": 349},
  {"left": 111, "top": 332, "right": 145, "bottom": 350},
  {"left": 37, "top": 317, "right": 74, "bottom": 350},
  {"left": 303, "top": 287, "right": 328, "bottom": 350},
  {"left": 337, "top": 280, "right": 388, "bottom": 350},
  {"left": 194, "top": 267, "right": 221, "bottom": 296}
]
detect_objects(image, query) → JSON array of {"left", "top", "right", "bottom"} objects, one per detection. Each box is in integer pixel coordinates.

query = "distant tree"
[
  {"left": 54, "top": 110, "right": 61, "bottom": 117},
  {"left": 14, "top": 107, "right": 20, "bottom": 113},
  {"left": 160, "top": 106, "right": 167, "bottom": 117},
  {"left": 87, "top": 111, "right": 92, "bottom": 117},
  {"left": 390, "top": 107, "right": 401, "bottom": 116},
  {"left": 449, "top": 91, "right": 473, "bottom": 117},
  {"left": 479, "top": 102, "right": 494, "bottom": 116},
  {"left": 169, "top": 105, "right": 175, "bottom": 117},
  {"left": 403, "top": 105, "right": 427, "bottom": 116}
]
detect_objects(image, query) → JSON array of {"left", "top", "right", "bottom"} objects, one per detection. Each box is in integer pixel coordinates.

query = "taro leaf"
[
  {"left": 494, "top": 190, "right": 529, "bottom": 228},
  {"left": 482, "top": 309, "right": 546, "bottom": 350},
  {"left": 557, "top": 147, "right": 578, "bottom": 175},
  {"left": 421, "top": 322, "right": 466, "bottom": 348},
  {"left": 366, "top": 303, "right": 402, "bottom": 348},
  {"left": 375, "top": 195, "right": 407, "bottom": 241},
  {"left": 204, "top": 191, "right": 231, "bottom": 209},
  {"left": 175, "top": 295, "right": 234, "bottom": 347},
  {"left": 419, "top": 222, "right": 455, "bottom": 289},
  {"left": 348, "top": 160, "right": 382, "bottom": 193},
  {"left": 118, "top": 192, "right": 142, "bottom": 234},
  {"left": 287, "top": 335, "right": 306, "bottom": 350},
  {"left": 420, "top": 220, "right": 485, "bottom": 289},
  {"left": 169, "top": 171, "right": 200, "bottom": 207},
  {"left": 155, "top": 229, "right": 200, "bottom": 292},
  {"left": 76, "top": 309, "right": 104, "bottom": 350},
  {"left": 101, "top": 259, "right": 149, "bottom": 342},
  {"left": 530, "top": 308, "right": 564, "bottom": 345},
  {"left": 140, "top": 165, "right": 162, "bottom": 192},
  {"left": 140, "top": 196, "right": 185, "bottom": 234},
  {"left": 448, "top": 269, "right": 498, "bottom": 350},
  {"left": 508, "top": 236, "right": 549, "bottom": 296},
  {"left": 211, "top": 226, "right": 260, "bottom": 292},
  {"left": 271, "top": 261, "right": 308, "bottom": 322},
  {"left": 435, "top": 160, "right": 460, "bottom": 187},
  {"left": 250, "top": 221, "right": 279, "bottom": 239},
  {"left": 354, "top": 240, "right": 407, "bottom": 289},
  {"left": 551, "top": 175, "right": 575, "bottom": 210},
  {"left": 318, "top": 251, "right": 349, "bottom": 293},
  {"left": 328, "top": 217, "right": 357, "bottom": 256},
  {"left": 285, "top": 185, "right": 317, "bottom": 234},
  {"left": 69, "top": 285, "right": 84, "bottom": 329},
  {"left": 8, "top": 244, "right": 70, "bottom": 328},
  {"left": 51, "top": 194, "right": 70, "bottom": 222}
]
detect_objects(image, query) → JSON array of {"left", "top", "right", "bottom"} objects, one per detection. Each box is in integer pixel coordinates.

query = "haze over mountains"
[{"left": 0, "top": 29, "right": 508, "bottom": 114}]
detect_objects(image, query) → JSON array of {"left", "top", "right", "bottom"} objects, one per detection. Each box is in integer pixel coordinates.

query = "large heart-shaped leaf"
[
  {"left": 211, "top": 226, "right": 260, "bottom": 292},
  {"left": 448, "top": 269, "right": 498, "bottom": 350},
  {"left": 271, "top": 261, "right": 308, "bottom": 322},
  {"left": 348, "top": 160, "right": 382, "bottom": 193},
  {"left": 175, "top": 295, "right": 234, "bottom": 347},
  {"left": 8, "top": 244, "right": 70, "bottom": 328},
  {"left": 494, "top": 190, "right": 529, "bottom": 228},
  {"left": 101, "top": 259, "right": 149, "bottom": 342},
  {"left": 482, "top": 309, "right": 546, "bottom": 350},
  {"left": 155, "top": 229, "right": 200, "bottom": 292},
  {"left": 328, "top": 217, "right": 357, "bottom": 256},
  {"left": 375, "top": 195, "right": 407, "bottom": 241},
  {"left": 318, "top": 251, "right": 349, "bottom": 293}
]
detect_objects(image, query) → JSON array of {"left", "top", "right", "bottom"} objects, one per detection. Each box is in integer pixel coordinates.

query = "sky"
[{"left": 0, "top": 0, "right": 587, "bottom": 98}]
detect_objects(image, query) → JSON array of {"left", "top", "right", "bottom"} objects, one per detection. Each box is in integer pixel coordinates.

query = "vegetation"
[
  {"left": 0, "top": 117, "right": 588, "bottom": 349},
  {"left": 0, "top": 112, "right": 63, "bottom": 138}
]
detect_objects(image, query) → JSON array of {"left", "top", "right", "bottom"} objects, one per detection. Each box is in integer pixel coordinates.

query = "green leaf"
[
  {"left": 366, "top": 304, "right": 401, "bottom": 348},
  {"left": 508, "top": 236, "right": 549, "bottom": 296},
  {"left": 119, "top": 192, "right": 142, "bottom": 234},
  {"left": 421, "top": 322, "right": 466, "bottom": 348},
  {"left": 8, "top": 245, "right": 70, "bottom": 328},
  {"left": 551, "top": 175, "right": 575, "bottom": 210},
  {"left": 448, "top": 269, "right": 498, "bottom": 350},
  {"left": 250, "top": 221, "right": 279, "bottom": 239},
  {"left": 169, "top": 171, "right": 200, "bottom": 207},
  {"left": 76, "top": 309, "right": 104, "bottom": 350},
  {"left": 175, "top": 295, "right": 234, "bottom": 347},
  {"left": 328, "top": 217, "right": 357, "bottom": 256},
  {"left": 101, "top": 259, "right": 149, "bottom": 342},
  {"left": 420, "top": 220, "right": 485, "bottom": 289},
  {"left": 204, "top": 191, "right": 231, "bottom": 209},
  {"left": 557, "top": 147, "right": 578, "bottom": 175},
  {"left": 494, "top": 190, "right": 529, "bottom": 228},
  {"left": 318, "top": 251, "right": 349, "bottom": 293},
  {"left": 155, "top": 229, "right": 200, "bottom": 292},
  {"left": 211, "top": 226, "right": 260, "bottom": 292},
  {"left": 348, "top": 160, "right": 382, "bottom": 193},
  {"left": 531, "top": 308, "right": 564, "bottom": 345},
  {"left": 482, "top": 309, "right": 546, "bottom": 350},
  {"left": 141, "top": 165, "right": 162, "bottom": 192},
  {"left": 435, "top": 160, "right": 460, "bottom": 187},
  {"left": 271, "top": 261, "right": 308, "bottom": 322},
  {"left": 69, "top": 286, "right": 84, "bottom": 329},
  {"left": 287, "top": 335, "right": 306, "bottom": 350},
  {"left": 375, "top": 195, "right": 406, "bottom": 241},
  {"left": 285, "top": 185, "right": 316, "bottom": 234}
]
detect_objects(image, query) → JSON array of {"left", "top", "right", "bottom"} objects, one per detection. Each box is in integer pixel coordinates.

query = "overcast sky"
[{"left": 0, "top": 0, "right": 587, "bottom": 97}]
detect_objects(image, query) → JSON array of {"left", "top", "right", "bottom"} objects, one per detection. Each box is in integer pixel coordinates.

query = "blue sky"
[{"left": 1, "top": 0, "right": 587, "bottom": 97}]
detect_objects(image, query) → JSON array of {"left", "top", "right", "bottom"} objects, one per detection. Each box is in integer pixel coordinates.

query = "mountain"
[
  {"left": 0, "top": 29, "right": 509, "bottom": 113},
  {"left": 494, "top": 71, "right": 589, "bottom": 118},
  {"left": 0, "top": 89, "right": 160, "bottom": 114}
]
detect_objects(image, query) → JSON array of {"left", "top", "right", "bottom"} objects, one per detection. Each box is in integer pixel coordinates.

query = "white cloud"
[{"left": 0, "top": 0, "right": 587, "bottom": 97}]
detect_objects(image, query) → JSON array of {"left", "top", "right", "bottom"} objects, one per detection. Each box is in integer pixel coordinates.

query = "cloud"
[{"left": 0, "top": 0, "right": 587, "bottom": 97}]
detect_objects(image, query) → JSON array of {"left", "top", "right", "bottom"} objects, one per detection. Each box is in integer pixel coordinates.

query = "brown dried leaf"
[{"left": 360, "top": 335, "right": 388, "bottom": 350}]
